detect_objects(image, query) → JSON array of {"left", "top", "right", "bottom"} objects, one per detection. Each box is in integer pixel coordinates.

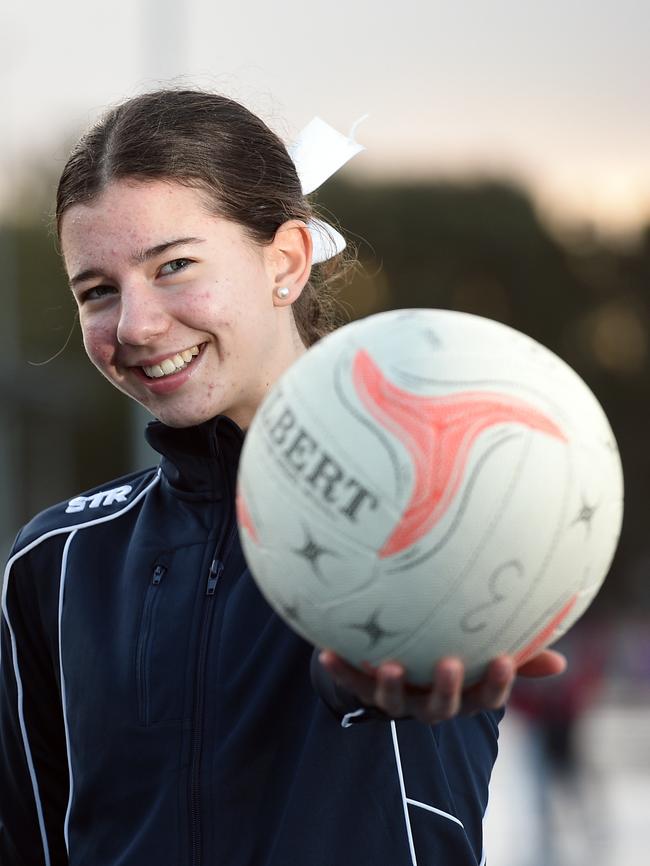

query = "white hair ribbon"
[{"left": 288, "top": 115, "right": 367, "bottom": 264}]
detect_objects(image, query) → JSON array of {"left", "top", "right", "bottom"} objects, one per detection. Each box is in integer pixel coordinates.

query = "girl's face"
[{"left": 60, "top": 179, "right": 309, "bottom": 429}]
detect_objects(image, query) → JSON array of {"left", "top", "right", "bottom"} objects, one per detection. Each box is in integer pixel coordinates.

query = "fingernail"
[
  {"left": 494, "top": 658, "right": 514, "bottom": 683},
  {"left": 381, "top": 662, "right": 403, "bottom": 679},
  {"left": 438, "top": 660, "right": 463, "bottom": 690}
]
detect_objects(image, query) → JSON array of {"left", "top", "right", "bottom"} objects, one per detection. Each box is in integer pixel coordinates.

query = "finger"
[
  {"left": 464, "top": 655, "right": 515, "bottom": 712},
  {"left": 318, "top": 650, "right": 377, "bottom": 705},
  {"left": 374, "top": 662, "right": 407, "bottom": 718},
  {"left": 517, "top": 649, "right": 567, "bottom": 678},
  {"left": 418, "top": 657, "right": 464, "bottom": 722}
]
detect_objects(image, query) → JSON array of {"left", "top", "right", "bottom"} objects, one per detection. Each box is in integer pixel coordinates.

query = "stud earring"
[{"left": 276, "top": 287, "right": 290, "bottom": 299}]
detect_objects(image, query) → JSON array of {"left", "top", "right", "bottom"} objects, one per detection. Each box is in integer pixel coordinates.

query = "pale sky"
[{"left": 3, "top": 0, "right": 650, "bottom": 236}]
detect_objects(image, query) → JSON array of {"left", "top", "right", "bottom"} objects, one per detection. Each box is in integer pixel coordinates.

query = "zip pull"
[
  {"left": 152, "top": 564, "right": 167, "bottom": 585},
  {"left": 206, "top": 559, "right": 224, "bottom": 595}
]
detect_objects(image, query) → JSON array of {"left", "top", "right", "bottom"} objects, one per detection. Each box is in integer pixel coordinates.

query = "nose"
[{"left": 116, "top": 285, "right": 170, "bottom": 346}]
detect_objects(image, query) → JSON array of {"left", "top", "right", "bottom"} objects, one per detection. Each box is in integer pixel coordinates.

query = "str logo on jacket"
[{"left": 65, "top": 485, "right": 133, "bottom": 513}]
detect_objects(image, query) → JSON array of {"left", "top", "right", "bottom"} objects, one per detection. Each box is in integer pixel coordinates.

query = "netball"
[{"left": 236, "top": 308, "right": 624, "bottom": 684}]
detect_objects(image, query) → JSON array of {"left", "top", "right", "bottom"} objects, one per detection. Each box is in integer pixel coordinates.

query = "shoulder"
[{"left": 11, "top": 467, "right": 161, "bottom": 556}]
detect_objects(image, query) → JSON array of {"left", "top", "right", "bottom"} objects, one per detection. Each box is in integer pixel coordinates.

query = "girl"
[{"left": 1, "top": 89, "right": 563, "bottom": 866}]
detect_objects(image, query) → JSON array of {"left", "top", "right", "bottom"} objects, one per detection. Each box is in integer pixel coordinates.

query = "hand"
[{"left": 318, "top": 648, "right": 567, "bottom": 724}]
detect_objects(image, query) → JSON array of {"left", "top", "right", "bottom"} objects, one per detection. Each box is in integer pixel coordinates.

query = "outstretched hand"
[{"left": 318, "top": 649, "right": 567, "bottom": 725}]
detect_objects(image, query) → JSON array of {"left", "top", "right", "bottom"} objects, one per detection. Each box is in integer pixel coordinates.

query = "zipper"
[
  {"left": 189, "top": 422, "right": 241, "bottom": 866},
  {"left": 206, "top": 558, "right": 224, "bottom": 595},
  {"left": 189, "top": 563, "right": 218, "bottom": 866},
  {"left": 135, "top": 562, "right": 167, "bottom": 725},
  {"left": 189, "top": 543, "right": 237, "bottom": 865}
]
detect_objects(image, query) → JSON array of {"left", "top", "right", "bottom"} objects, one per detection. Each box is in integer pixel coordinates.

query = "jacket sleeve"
[{"left": 1, "top": 546, "right": 70, "bottom": 865}]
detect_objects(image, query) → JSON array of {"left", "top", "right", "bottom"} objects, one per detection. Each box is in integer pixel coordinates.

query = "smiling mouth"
[{"left": 142, "top": 345, "right": 201, "bottom": 379}]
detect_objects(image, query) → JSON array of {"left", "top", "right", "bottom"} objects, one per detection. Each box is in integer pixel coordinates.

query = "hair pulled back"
[{"left": 56, "top": 89, "right": 347, "bottom": 345}]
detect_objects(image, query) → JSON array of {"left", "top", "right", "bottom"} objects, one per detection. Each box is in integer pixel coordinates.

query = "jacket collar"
[{"left": 145, "top": 415, "right": 245, "bottom": 500}]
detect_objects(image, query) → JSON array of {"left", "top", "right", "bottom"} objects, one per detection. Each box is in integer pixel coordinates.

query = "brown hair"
[{"left": 56, "top": 89, "right": 349, "bottom": 345}]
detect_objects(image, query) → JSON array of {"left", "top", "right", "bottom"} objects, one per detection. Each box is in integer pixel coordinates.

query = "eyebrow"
[{"left": 69, "top": 237, "right": 206, "bottom": 287}]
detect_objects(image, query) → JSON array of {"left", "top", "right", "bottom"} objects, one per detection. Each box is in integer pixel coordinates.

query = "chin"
[
  {"left": 143, "top": 400, "right": 218, "bottom": 429},
  {"left": 155, "top": 411, "right": 217, "bottom": 429},
  {"left": 145, "top": 395, "right": 249, "bottom": 430}
]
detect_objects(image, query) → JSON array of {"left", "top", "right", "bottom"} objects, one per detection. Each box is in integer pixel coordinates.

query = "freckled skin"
[{"left": 60, "top": 179, "right": 310, "bottom": 429}]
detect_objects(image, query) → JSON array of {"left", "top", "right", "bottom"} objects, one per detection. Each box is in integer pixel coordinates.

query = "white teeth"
[
  {"left": 142, "top": 345, "right": 201, "bottom": 379},
  {"left": 160, "top": 359, "right": 177, "bottom": 375}
]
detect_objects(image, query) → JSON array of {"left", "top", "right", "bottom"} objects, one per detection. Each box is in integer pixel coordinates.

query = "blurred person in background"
[{"left": 510, "top": 622, "right": 609, "bottom": 866}]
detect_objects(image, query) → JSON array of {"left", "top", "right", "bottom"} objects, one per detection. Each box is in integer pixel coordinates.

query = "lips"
[{"left": 126, "top": 343, "right": 206, "bottom": 397}]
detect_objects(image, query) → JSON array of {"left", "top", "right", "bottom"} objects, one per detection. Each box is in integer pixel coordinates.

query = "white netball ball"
[{"left": 236, "top": 309, "right": 624, "bottom": 684}]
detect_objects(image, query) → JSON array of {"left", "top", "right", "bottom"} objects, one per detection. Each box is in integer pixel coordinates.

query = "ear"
[{"left": 267, "top": 220, "right": 313, "bottom": 305}]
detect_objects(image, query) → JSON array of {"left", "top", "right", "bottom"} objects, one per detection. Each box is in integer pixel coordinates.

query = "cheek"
[
  {"left": 174, "top": 290, "right": 223, "bottom": 329},
  {"left": 80, "top": 319, "right": 115, "bottom": 368}
]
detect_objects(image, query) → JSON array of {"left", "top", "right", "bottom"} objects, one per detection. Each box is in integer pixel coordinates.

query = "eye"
[
  {"left": 159, "top": 258, "right": 193, "bottom": 277},
  {"left": 78, "top": 285, "right": 116, "bottom": 303}
]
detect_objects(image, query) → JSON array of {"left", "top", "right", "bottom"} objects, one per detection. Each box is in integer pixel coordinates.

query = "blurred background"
[{"left": 1, "top": 2, "right": 649, "bottom": 863}]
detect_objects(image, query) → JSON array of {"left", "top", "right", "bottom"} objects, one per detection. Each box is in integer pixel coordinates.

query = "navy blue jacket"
[{"left": 1, "top": 416, "right": 502, "bottom": 865}]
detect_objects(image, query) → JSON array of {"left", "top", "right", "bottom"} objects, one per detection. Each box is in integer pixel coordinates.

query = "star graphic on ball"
[
  {"left": 280, "top": 600, "right": 301, "bottom": 623},
  {"left": 570, "top": 498, "right": 598, "bottom": 536},
  {"left": 293, "top": 528, "right": 337, "bottom": 581},
  {"left": 348, "top": 609, "right": 401, "bottom": 649}
]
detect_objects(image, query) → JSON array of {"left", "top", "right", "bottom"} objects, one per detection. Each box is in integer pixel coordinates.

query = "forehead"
[{"left": 60, "top": 179, "right": 213, "bottom": 266}]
